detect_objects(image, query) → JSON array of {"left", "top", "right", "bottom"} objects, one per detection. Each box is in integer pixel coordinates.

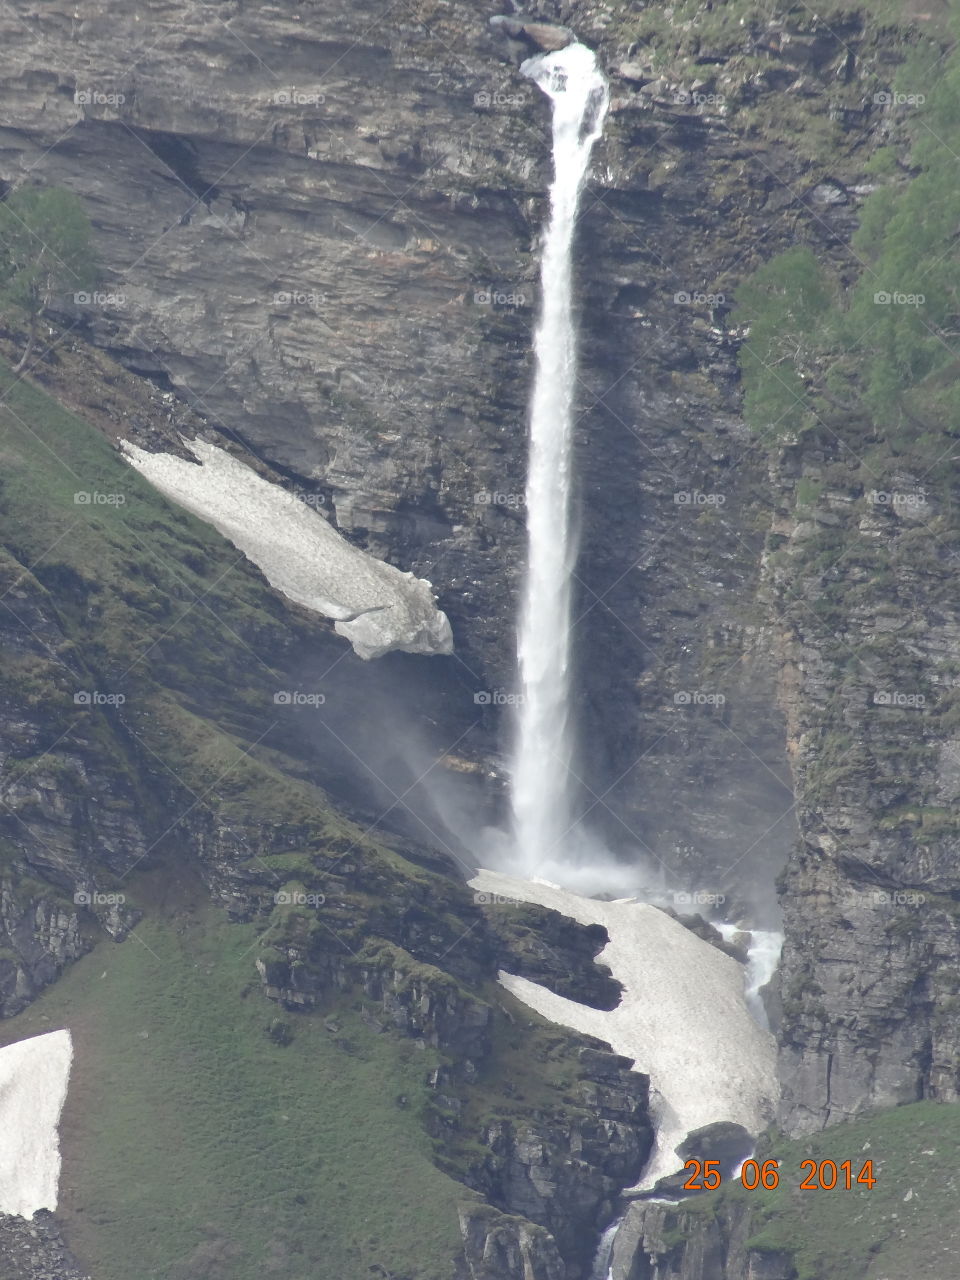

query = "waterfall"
[
  {"left": 510, "top": 43, "right": 609, "bottom": 875},
  {"left": 590, "top": 1216, "right": 621, "bottom": 1280},
  {"left": 717, "top": 923, "right": 783, "bottom": 1030},
  {"left": 744, "top": 929, "right": 783, "bottom": 1029}
]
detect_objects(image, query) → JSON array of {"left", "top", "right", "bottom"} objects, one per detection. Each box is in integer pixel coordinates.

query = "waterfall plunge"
[{"left": 510, "top": 43, "right": 609, "bottom": 878}]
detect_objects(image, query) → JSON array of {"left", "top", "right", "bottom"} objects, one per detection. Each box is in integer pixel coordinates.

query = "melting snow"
[
  {"left": 470, "top": 870, "right": 778, "bottom": 1188},
  {"left": 0, "top": 1029, "right": 73, "bottom": 1217},
  {"left": 122, "top": 439, "right": 453, "bottom": 661}
]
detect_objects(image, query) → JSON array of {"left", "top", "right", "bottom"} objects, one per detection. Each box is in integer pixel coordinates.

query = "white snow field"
[
  {"left": 122, "top": 439, "right": 454, "bottom": 660},
  {"left": 469, "top": 870, "right": 778, "bottom": 1188},
  {"left": 0, "top": 1028, "right": 73, "bottom": 1217}
]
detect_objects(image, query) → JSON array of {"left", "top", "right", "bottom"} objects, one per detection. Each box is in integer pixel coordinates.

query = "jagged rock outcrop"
[
  {"left": 458, "top": 1205, "right": 565, "bottom": 1280},
  {"left": 487, "top": 900, "right": 623, "bottom": 1010},
  {"left": 0, "top": 553, "right": 149, "bottom": 1014},
  {"left": 609, "top": 1199, "right": 793, "bottom": 1280},
  {"left": 471, "top": 1043, "right": 651, "bottom": 1275}
]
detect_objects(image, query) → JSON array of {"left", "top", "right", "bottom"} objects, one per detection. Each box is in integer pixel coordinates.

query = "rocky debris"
[{"left": 0, "top": 1211, "right": 90, "bottom": 1280}]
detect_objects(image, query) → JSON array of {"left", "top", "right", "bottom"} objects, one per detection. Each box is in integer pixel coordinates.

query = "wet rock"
[{"left": 489, "top": 16, "right": 576, "bottom": 59}]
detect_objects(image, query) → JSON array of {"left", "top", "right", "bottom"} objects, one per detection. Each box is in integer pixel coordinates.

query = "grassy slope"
[
  {"left": 0, "top": 360, "right": 479, "bottom": 1277},
  {"left": 0, "top": 865, "right": 469, "bottom": 1280},
  {"left": 679, "top": 1102, "right": 960, "bottom": 1279},
  {"left": 0, "top": 356, "right": 287, "bottom": 716}
]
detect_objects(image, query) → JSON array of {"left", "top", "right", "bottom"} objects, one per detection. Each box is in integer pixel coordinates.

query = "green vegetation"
[
  {"left": 681, "top": 1101, "right": 960, "bottom": 1279},
  {"left": 735, "top": 247, "right": 836, "bottom": 440},
  {"left": 606, "top": 0, "right": 949, "bottom": 74},
  {"left": 0, "top": 881, "right": 469, "bottom": 1280},
  {"left": 0, "top": 186, "right": 96, "bottom": 370},
  {"left": 734, "top": 15, "right": 960, "bottom": 443}
]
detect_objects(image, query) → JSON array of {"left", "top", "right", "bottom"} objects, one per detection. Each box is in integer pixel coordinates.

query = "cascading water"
[
  {"left": 744, "top": 929, "right": 783, "bottom": 1029},
  {"left": 510, "top": 43, "right": 609, "bottom": 876},
  {"left": 589, "top": 1218, "right": 620, "bottom": 1280},
  {"left": 489, "top": 46, "right": 779, "bottom": 1280},
  {"left": 717, "top": 923, "right": 784, "bottom": 1030}
]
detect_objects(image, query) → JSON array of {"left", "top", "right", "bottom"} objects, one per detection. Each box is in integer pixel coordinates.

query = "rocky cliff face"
[
  {"left": 608, "top": 1199, "right": 792, "bottom": 1280},
  {"left": 767, "top": 449, "right": 960, "bottom": 1133},
  {"left": 0, "top": 0, "right": 809, "bottom": 897}
]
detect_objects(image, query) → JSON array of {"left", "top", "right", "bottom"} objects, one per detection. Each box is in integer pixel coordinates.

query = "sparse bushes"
[
  {"left": 735, "top": 20, "right": 960, "bottom": 441},
  {"left": 0, "top": 185, "right": 95, "bottom": 369}
]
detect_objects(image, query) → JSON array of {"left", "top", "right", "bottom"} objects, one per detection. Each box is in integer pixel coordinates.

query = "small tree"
[{"left": 0, "top": 185, "right": 96, "bottom": 371}]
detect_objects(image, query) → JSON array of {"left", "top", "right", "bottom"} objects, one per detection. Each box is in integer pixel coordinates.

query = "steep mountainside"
[{"left": 2, "top": 1, "right": 960, "bottom": 1278}]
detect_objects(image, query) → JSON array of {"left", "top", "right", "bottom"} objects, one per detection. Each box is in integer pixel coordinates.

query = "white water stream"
[{"left": 510, "top": 43, "right": 609, "bottom": 875}]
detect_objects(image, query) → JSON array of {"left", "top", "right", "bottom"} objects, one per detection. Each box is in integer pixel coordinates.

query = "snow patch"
[
  {"left": 121, "top": 439, "right": 453, "bottom": 661},
  {"left": 0, "top": 1029, "right": 73, "bottom": 1217},
  {"left": 469, "top": 870, "right": 778, "bottom": 1188}
]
